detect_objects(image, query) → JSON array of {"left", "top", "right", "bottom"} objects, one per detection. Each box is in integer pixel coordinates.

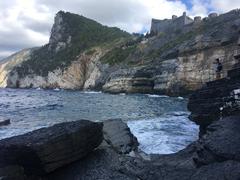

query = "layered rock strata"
[
  {"left": 0, "top": 120, "right": 103, "bottom": 178},
  {"left": 188, "top": 67, "right": 240, "bottom": 133}
]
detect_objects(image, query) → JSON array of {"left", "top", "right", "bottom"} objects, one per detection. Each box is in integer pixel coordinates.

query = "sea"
[{"left": 0, "top": 88, "right": 199, "bottom": 154}]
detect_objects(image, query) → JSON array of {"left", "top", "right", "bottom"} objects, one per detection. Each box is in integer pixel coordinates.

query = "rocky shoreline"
[
  {"left": 1, "top": 118, "right": 239, "bottom": 180},
  {"left": 47, "top": 116, "right": 240, "bottom": 180}
]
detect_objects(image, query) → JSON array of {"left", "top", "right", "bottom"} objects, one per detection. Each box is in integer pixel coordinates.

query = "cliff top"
[
  {"left": 150, "top": 9, "right": 240, "bottom": 35},
  {"left": 13, "top": 11, "right": 132, "bottom": 77},
  {"left": 7, "top": 9, "right": 240, "bottom": 80},
  {"left": 144, "top": 9, "right": 240, "bottom": 61}
]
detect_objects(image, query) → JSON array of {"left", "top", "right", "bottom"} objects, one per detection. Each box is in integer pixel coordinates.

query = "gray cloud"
[
  {"left": 17, "top": 13, "right": 52, "bottom": 35},
  {"left": 1, "top": 0, "right": 240, "bottom": 61},
  {"left": 0, "top": 30, "right": 38, "bottom": 49},
  {"left": 36, "top": 0, "right": 151, "bottom": 30},
  {"left": 0, "top": 0, "right": 155, "bottom": 60}
]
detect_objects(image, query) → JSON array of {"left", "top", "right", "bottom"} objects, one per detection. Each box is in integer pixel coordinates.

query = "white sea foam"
[
  {"left": 146, "top": 94, "right": 169, "bottom": 98},
  {"left": 83, "top": 91, "right": 102, "bottom": 94},
  {"left": 166, "top": 111, "right": 190, "bottom": 116},
  {"left": 54, "top": 88, "right": 60, "bottom": 91},
  {"left": 177, "top": 96, "right": 184, "bottom": 100},
  {"left": 127, "top": 115, "right": 199, "bottom": 154}
]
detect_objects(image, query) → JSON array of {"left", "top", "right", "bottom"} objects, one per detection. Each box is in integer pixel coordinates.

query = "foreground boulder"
[
  {"left": 193, "top": 116, "right": 240, "bottom": 166},
  {"left": 150, "top": 116, "right": 240, "bottom": 180},
  {"left": 1, "top": 116, "right": 240, "bottom": 179},
  {"left": 46, "top": 147, "right": 150, "bottom": 180},
  {"left": 47, "top": 116, "right": 240, "bottom": 180},
  {"left": 46, "top": 120, "right": 151, "bottom": 180},
  {"left": 0, "top": 120, "right": 103, "bottom": 178},
  {"left": 103, "top": 119, "right": 139, "bottom": 154}
]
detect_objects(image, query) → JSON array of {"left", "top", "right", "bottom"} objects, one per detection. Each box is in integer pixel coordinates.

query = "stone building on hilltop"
[
  {"left": 150, "top": 12, "right": 194, "bottom": 35},
  {"left": 150, "top": 11, "right": 222, "bottom": 35}
]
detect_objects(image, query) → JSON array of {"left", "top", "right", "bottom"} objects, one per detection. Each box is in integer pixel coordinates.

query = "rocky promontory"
[{"left": 1, "top": 10, "right": 240, "bottom": 95}]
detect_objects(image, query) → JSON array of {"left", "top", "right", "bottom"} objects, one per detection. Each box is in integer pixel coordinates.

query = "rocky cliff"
[
  {"left": 0, "top": 11, "right": 132, "bottom": 90},
  {"left": 1, "top": 10, "right": 240, "bottom": 95},
  {"left": 188, "top": 65, "right": 240, "bottom": 135},
  {"left": 0, "top": 48, "right": 35, "bottom": 87},
  {"left": 103, "top": 9, "right": 240, "bottom": 95}
]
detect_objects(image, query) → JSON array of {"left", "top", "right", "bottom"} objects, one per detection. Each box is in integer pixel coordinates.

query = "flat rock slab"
[
  {"left": 103, "top": 119, "right": 139, "bottom": 154},
  {"left": 194, "top": 116, "right": 240, "bottom": 165},
  {"left": 0, "top": 120, "right": 103, "bottom": 177}
]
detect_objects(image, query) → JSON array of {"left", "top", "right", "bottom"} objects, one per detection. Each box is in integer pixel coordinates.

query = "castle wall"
[
  {"left": 150, "top": 19, "right": 172, "bottom": 34},
  {"left": 150, "top": 13, "right": 193, "bottom": 35},
  {"left": 184, "top": 16, "right": 194, "bottom": 25},
  {"left": 151, "top": 9, "right": 240, "bottom": 36}
]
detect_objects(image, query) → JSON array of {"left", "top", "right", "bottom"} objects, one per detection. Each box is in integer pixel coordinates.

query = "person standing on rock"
[{"left": 214, "top": 58, "right": 223, "bottom": 79}]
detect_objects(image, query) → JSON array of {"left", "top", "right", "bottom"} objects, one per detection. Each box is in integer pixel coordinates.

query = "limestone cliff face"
[
  {"left": 103, "top": 9, "right": 240, "bottom": 95},
  {"left": 0, "top": 49, "right": 34, "bottom": 87},
  {"left": 2, "top": 11, "right": 130, "bottom": 90},
  {"left": 155, "top": 45, "right": 239, "bottom": 95},
  {"left": 7, "top": 48, "right": 107, "bottom": 90},
  {"left": 1, "top": 10, "right": 240, "bottom": 95},
  {"left": 103, "top": 67, "right": 154, "bottom": 93},
  {"left": 48, "top": 11, "right": 72, "bottom": 53},
  {"left": 103, "top": 44, "right": 239, "bottom": 95}
]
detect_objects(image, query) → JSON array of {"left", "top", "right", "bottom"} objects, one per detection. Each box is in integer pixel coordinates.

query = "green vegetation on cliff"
[
  {"left": 12, "top": 9, "right": 240, "bottom": 80},
  {"left": 100, "top": 45, "right": 137, "bottom": 65},
  {"left": 15, "top": 11, "right": 131, "bottom": 77}
]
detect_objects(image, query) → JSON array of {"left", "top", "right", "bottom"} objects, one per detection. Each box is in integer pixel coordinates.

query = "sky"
[{"left": 0, "top": 0, "right": 240, "bottom": 60}]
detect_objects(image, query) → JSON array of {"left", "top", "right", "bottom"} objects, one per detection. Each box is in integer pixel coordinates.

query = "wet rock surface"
[
  {"left": 45, "top": 147, "right": 151, "bottom": 180},
  {"left": 193, "top": 116, "right": 240, "bottom": 166},
  {"left": 44, "top": 119, "right": 147, "bottom": 180},
  {"left": 150, "top": 116, "right": 240, "bottom": 180},
  {"left": 39, "top": 117, "right": 240, "bottom": 180},
  {"left": 0, "top": 116, "right": 240, "bottom": 179},
  {"left": 0, "top": 120, "right": 103, "bottom": 178},
  {"left": 102, "top": 119, "right": 139, "bottom": 154}
]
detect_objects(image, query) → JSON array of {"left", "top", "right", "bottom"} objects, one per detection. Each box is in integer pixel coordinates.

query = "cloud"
[
  {"left": 0, "top": 0, "right": 188, "bottom": 60},
  {"left": 35, "top": 0, "right": 187, "bottom": 32},
  {"left": 188, "top": 0, "right": 209, "bottom": 17},
  {"left": 210, "top": 0, "right": 240, "bottom": 12},
  {"left": 0, "top": 50, "right": 16, "bottom": 60},
  {"left": 0, "top": 0, "right": 50, "bottom": 60},
  {"left": 0, "top": 0, "right": 239, "bottom": 60}
]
